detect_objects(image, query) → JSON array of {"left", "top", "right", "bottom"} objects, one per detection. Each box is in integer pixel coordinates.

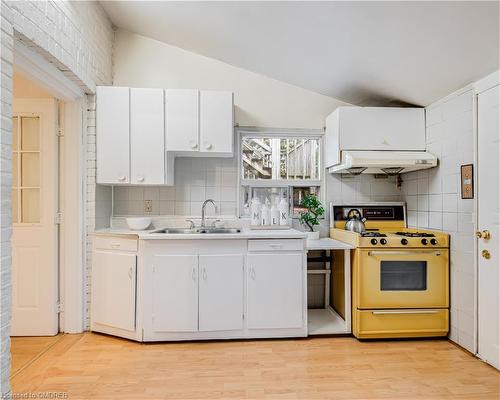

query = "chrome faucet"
[{"left": 201, "top": 199, "right": 218, "bottom": 228}]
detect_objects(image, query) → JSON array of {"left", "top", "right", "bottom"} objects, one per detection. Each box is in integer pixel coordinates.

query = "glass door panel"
[{"left": 12, "top": 115, "right": 41, "bottom": 224}]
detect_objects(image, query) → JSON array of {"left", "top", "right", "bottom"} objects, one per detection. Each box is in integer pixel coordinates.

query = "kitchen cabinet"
[
  {"left": 324, "top": 106, "right": 425, "bottom": 168},
  {"left": 130, "top": 88, "right": 165, "bottom": 184},
  {"left": 198, "top": 254, "right": 243, "bottom": 332},
  {"left": 96, "top": 86, "right": 130, "bottom": 184},
  {"left": 247, "top": 253, "right": 304, "bottom": 329},
  {"left": 165, "top": 89, "right": 234, "bottom": 156},
  {"left": 200, "top": 91, "right": 234, "bottom": 154},
  {"left": 151, "top": 255, "right": 199, "bottom": 332},
  {"left": 165, "top": 89, "right": 199, "bottom": 152},
  {"left": 91, "top": 250, "right": 137, "bottom": 331}
]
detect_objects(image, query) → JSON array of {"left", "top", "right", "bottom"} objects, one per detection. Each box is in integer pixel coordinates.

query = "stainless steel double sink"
[{"left": 152, "top": 228, "right": 241, "bottom": 234}]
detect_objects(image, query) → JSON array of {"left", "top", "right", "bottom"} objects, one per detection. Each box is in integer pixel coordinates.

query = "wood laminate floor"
[
  {"left": 10, "top": 333, "right": 499, "bottom": 400},
  {"left": 10, "top": 334, "right": 62, "bottom": 376}
]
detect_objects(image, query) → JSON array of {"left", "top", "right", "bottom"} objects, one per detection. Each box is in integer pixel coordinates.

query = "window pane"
[
  {"left": 12, "top": 117, "right": 19, "bottom": 151},
  {"left": 21, "top": 188, "right": 40, "bottom": 223},
  {"left": 242, "top": 136, "right": 320, "bottom": 180},
  {"left": 292, "top": 187, "right": 321, "bottom": 216},
  {"left": 12, "top": 153, "right": 18, "bottom": 187},
  {"left": 21, "top": 153, "right": 40, "bottom": 187},
  {"left": 12, "top": 189, "right": 18, "bottom": 223},
  {"left": 21, "top": 117, "right": 40, "bottom": 151}
]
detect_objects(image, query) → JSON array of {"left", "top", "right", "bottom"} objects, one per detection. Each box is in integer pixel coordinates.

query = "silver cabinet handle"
[
  {"left": 372, "top": 310, "right": 439, "bottom": 315},
  {"left": 368, "top": 251, "right": 441, "bottom": 256},
  {"left": 192, "top": 266, "right": 197, "bottom": 281},
  {"left": 202, "top": 267, "right": 207, "bottom": 280},
  {"left": 128, "top": 266, "right": 134, "bottom": 279}
]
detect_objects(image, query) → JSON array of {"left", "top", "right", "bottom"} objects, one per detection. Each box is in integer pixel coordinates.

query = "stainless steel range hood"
[{"left": 327, "top": 150, "right": 438, "bottom": 175}]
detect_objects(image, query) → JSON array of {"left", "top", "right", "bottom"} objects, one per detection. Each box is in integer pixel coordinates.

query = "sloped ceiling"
[{"left": 101, "top": 1, "right": 499, "bottom": 106}]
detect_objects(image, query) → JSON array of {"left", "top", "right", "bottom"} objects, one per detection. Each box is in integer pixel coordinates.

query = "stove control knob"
[
  {"left": 421, "top": 239, "right": 428, "bottom": 245},
  {"left": 430, "top": 238, "right": 438, "bottom": 245},
  {"left": 401, "top": 238, "right": 408, "bottom": 245},
  {"left": 370, "top": 239, "right": 378, "bottom": 245},
  {"left": 380, "top": 239, "right": 387, "bottom": 245}
]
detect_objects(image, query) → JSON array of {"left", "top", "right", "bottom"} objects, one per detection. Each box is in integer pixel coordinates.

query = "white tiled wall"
[
  {"left": 401, "top": 89, "right": 475, "bottom": 352},
  {"left": 0, "top": 1, "right": 113, "bottom": 390},
  {"left": 111, "top": 156, "right": 239, "bottom": 217}
]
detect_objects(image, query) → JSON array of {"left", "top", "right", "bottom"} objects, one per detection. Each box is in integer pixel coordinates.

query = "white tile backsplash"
[{"left": 403, "top": 89, "right": 476, "bottom": 353}]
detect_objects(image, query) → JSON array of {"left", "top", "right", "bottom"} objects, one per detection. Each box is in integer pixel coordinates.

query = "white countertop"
[
  {"left": 93, "top": 227, "right": 308, "bottom": 240},
  {"left": 306, "top": 238, "right": 355, "bottom": 250}
]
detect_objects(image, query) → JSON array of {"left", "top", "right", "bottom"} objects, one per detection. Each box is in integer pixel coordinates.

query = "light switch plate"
[{"left": 144, "top": 200, "right": 153, "bottom": 213}]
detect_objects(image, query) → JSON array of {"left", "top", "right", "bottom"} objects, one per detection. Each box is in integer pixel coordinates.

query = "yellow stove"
[{"left": 330, "top": 203, "right": 450, "bottom": 339}]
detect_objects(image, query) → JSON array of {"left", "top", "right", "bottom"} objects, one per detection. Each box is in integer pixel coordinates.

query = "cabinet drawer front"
[
  {"left": 248, "top": 239, "right": 303, "bottom": 252},
  {"left": 355, "top": 309, "right": 448, "bottom": 339},
  {"left": 93, "top": 236, "right": 138, "bottom": 252}
]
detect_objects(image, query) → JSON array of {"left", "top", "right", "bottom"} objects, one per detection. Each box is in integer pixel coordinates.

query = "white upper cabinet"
[
  {"left": 165, "top": 89, "right": 234, "bottom": 156},
  {"left": 325, "top": 106, "right": 426, "bottom": 168},
  {"left": 165, "top": 89, "right": 200, "bottom": 152},
  {"left": 96, "top": 86, "right": 130, "bottom": 184},
  {"left": 200, "top": 91, "right": 234, "bottom": 154},
  {"left": 130, "top": 88, "right": 165, "bottom": 185}
]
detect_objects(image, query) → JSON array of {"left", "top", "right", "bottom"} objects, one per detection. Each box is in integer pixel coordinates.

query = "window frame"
[{"left": 236, "top": 127, "right": 325, "bottom": 218}]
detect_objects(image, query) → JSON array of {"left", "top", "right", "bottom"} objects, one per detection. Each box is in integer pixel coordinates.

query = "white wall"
[
  {"left": 113, "top": 30, "right": 349, "bottom": 129},
  {"left": 401, "top": 88, "right": 475, "bottom": 352},
  {"left": 0, "top": 1, "right": 113, "bottom": 393}
]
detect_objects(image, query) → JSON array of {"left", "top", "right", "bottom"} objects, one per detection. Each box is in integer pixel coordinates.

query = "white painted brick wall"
[
  {"left": 401, "top": 89, "right": 475, "bottom": 353},
  {"left": 0, "top": 1, "right": 113, "bottom": 394}
]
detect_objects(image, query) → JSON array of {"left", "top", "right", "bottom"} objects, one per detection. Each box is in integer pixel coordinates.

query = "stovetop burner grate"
[
  {"left": 361, "top": 232, "right": 387, "bottom": 237},
  {"left": 394, "top": 232, "right": 435, "bottom": 237}
]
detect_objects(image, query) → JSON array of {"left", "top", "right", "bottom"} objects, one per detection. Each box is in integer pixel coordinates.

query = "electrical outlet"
[{"left": 144, "top": 200, "right": 153, "bottom": 214}]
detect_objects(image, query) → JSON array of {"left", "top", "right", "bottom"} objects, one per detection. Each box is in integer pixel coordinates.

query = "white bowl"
[{"left": 126, "top": 217, "right": 152, "bottom": 231}]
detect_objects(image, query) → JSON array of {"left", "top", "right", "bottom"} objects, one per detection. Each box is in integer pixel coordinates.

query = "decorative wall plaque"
[{"left": 461, "top": 164, "right": 474, "bottom": 199}]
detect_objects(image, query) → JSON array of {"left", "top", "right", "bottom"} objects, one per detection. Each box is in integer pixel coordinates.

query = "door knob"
[
  {"left": 204, "top": 143, "right": 212, "bottom": 150},
  {"left": 137, "top": 175, "right": 145, "bottom": 183},
  {"left": 482, "top": 250, "right": 491, "bottom": 260},
  {"left": 476, "top": 230, "right": 491, "bottom": 240}
]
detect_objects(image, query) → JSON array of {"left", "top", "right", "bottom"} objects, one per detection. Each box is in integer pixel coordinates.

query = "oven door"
[{"left": 355, "top": 249, "right": 449, "bottom": 309}]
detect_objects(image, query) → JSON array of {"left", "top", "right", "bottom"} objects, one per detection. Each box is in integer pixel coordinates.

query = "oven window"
[{"left": 380, "top": 261, "right": 427, "bottom": 291}]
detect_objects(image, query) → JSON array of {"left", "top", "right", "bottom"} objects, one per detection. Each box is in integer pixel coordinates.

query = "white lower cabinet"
[
  {"left": 247, "top": 253, "right": 304, "bottom": 329},
  {"left": 150, "top": 253, "right": 244, "bottom": 334},
  {"left": 152, "top": 255, "right": 199, "bottom": 332},
  {"left": 199, "top": 255, "right": 244, "bottom": 332},
  {"left": 92, "top": 250, "right": 137, "bottom": 332}
]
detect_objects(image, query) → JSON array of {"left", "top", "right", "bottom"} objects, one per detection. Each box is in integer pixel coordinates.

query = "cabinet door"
[
  {"left": 199, "top": 254, "right": 243, "bottom": 332},
  {"left": 200, "top": 91, "right": 234, "bottom": 154},
  {"left": 151, "top": 255, "right": 198, "bottom": 332},
  {"left": 165, "top": 89, "right": 199, "bottom": 152},
  {"left": 130, "top": 88, "right": 165, "bottom": 184},
  {"left": 339, "top": 107, "right": 425, "bottom": 151},
  {"left": 96, "top": 86, "right": 130, "bottom": 184},
  {"left": 247, "top": 253, "right": 303, "bottom": 329},
  {"left": 92, "top": 251, "right": 136, "bottom": 331}
]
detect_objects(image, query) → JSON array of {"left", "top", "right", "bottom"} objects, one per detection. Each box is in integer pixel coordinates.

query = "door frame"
[
  {"left": 473, "top": 70, "right": 500, "bottom": 362},
  {"left": 14, "top": 40, "right": 86, "bottom": 333}
]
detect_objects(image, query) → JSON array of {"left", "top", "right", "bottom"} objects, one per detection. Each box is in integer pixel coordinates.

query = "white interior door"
[
  {"left": 11, "top": 99, "right": 58, "bottom": 336},
  {"left": 477, "top": 84, "right": 500, "bottom": 369}
]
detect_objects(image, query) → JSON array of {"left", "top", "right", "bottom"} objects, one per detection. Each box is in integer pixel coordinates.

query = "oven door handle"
[
  {"left": 372, "top": 310, "right": 439, "bottom": 315},
  {"left": 367, "top": 250, "right": 442, "bottom": 256}
]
